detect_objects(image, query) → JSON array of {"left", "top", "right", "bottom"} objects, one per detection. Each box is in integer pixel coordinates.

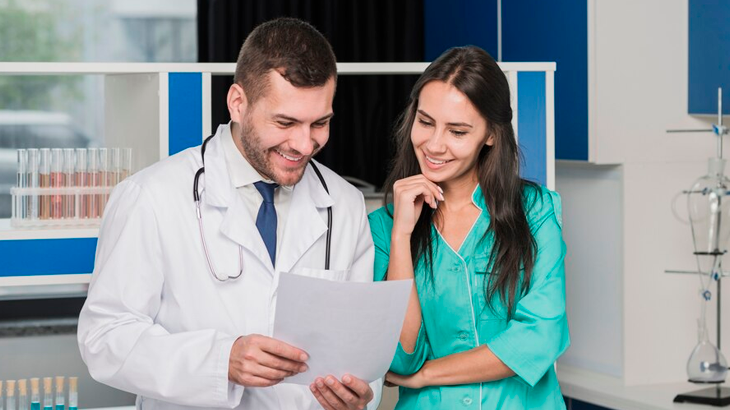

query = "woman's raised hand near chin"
[{"left": 391, "top": 175, "right": 444, "bottom": 237}]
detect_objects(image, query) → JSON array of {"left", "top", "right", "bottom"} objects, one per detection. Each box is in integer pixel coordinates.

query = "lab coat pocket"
[{"left": 298, "top": 267, "right": 347, "bottom": 281}]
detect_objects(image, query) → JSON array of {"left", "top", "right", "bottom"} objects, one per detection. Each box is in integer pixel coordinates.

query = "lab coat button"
[
  {"left": 458, "top": 331, "right": 468, "bottom": 340},
  {"left": 462, "top": 396, "right": 473, "bottom": 405}
]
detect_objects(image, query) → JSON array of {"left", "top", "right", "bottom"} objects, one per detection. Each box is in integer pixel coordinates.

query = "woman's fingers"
[{"left": 395, "top": 175, "right": 444, "bottom": 208}]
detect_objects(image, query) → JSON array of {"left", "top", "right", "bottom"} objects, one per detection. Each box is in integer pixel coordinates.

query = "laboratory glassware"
[
  {"left": 16, "top": 149, "right": 27, "bottom": 220},
  {"left": 6, "top": 380, "right": 15, "bottom": 410},
  {"left": 18, "top": 379, "right": 28, "bottom": 410},
  {"left": 27, "top": 149, "right": 39, "bottom": 220},
  {"left": 30, "top": 378, "right": 39, "bottom": 410},
  {"left": 67, "top": 378, "right": 76, "bottom": 410},
  {"left": 39, "top": 149, "right": 50, "bottom": 220},
  {"left": 63, "top": 149, "right": 75, "bottom": 219},
  {"left": 671, "top": 88, "right": 730, "bottom": 405},
  {"left": 54, "top": 377, "right": 63, "bottom": 410},
  {"left": 42, "top": 378, "right": 52, "bottom": 410}
]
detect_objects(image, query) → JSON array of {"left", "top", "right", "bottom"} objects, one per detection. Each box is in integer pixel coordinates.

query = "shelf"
[
  {"left": 0, "top": 219, "right": 98, "bottom": 241},
  {"left": 0, "top": 61, "right": 555, "bottom": 295},
  {"left": 0, "top": 61, "right": 555, "bottom": 75},
  {"left": 0, "top": 280, "right": 89, "bottom": 297}
]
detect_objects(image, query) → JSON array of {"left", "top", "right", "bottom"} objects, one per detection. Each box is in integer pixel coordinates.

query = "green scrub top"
[{"left": 369, "top": 184, "right": 569, "bottom": 410}]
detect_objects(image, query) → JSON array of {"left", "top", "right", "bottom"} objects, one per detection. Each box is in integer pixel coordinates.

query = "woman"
[{"left": 369, "top": 46, "right": 569, "bottom": 409}]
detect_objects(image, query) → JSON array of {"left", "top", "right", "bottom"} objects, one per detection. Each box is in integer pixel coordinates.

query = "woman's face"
[{"left": 411, "top": 80, "right": 492, "bottom": 185}]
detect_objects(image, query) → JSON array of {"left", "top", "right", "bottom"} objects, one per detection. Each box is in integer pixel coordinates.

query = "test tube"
[
  {"left": 87, "top": 148, "right": 99, "bottom": 218},
  {"left": 50, "top": 149, "right": 64, "bottom": 219},
  {"left": 42, "top": 378, "right": 52, "bottom": 410},
  {"left": 120, "top": 148, "right": 132, "bottom": 181},
  {"left": 30, "top": 378, "right": 40, "bottom": 410},
  {"left": 16, "top": 149, "right": 27, "bottom": 220},
  {"left": 75, "top": 149, "right": 87, "bottom": 219},
  {"left": 54, "top": 377, "right": 63, "bottom": 410},
  {"left": 63, "top": 149, "right": 75, "bottom": 219},
  {"left": 109, "top": 148, "right": 121, "bottom": 186},
  {"left": 18, "top": 379, "right": 28, "bottom": 410},
  {"left": 27, "top": 149, "right": 39, "bottom": 220},
  {"left": 6, "top": 380, "right": 15, "bottom": 410},
  {"left": 67, "top": 378, "right": 77, "bottom": 410},
  {"left": 98, "top": 148, "right": 109, "bottom": 215},
  {"left": 39, "top": 149, "right": 51, "bottom": 220}
]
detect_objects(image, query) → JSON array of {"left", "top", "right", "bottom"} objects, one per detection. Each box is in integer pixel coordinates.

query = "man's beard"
[{"left": 238, "top": 115, "right": 315, "bottom": 186}]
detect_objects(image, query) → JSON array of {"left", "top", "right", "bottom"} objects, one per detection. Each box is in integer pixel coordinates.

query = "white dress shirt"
[{"left": 221, "top": 123, "right": 293, "bottom": 263}]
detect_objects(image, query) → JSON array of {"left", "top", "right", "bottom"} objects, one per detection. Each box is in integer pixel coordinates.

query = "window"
[{"left": 0, "top": 0, "right": 197, "bottom": 217}]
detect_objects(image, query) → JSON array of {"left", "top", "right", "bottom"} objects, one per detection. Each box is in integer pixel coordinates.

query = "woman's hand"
[
  {"left": 392, "top": 175, "right": 444, "bottom": 237},
  {"left": 385, "top": 370, "right": 428, "bottom": 390}
]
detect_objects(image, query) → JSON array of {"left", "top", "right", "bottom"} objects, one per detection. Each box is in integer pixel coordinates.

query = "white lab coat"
[{"left": 78, "top": 125, "right": 382, "bottom": 409}]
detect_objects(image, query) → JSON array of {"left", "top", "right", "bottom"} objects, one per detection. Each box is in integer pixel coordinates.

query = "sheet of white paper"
[{"left": 273, "top": 272, "right": 412, "bottom": 385}]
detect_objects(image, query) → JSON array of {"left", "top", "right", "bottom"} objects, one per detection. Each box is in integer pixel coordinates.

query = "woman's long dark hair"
[{"left": 383, "top": 46, "right": 537, "bottom": 317}]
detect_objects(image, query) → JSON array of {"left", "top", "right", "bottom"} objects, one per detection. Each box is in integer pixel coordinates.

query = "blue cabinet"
[
  {"left": 424, "top": 0, "right": 589, "bottom": 161},
  {"left": 689, "top": 0, "right": 730, "bottom": 115},
  {"left": 502, "top": 1, "right": 588, "bottom": 161}
]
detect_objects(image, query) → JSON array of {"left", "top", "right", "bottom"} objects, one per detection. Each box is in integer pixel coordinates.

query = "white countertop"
[
  {"left": 86, "top": 367, "right": 727, "bottom": 410},
  {"left": 558, "top": 365, "right": 728, "bottom": 410},
  {"left": 88, "top": 407, "right": 135, "bottom": 410}
]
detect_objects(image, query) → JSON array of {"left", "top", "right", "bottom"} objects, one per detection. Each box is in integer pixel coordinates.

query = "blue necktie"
[{"left": 254, "top": 181, "right": 278, "bottom": 266}]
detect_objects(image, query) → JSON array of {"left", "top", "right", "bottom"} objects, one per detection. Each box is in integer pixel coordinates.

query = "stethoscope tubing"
[{"left": 193, "top": 134, "right": 332, "bottom": 280}]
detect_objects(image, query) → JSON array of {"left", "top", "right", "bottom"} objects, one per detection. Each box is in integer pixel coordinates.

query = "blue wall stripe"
[
  {"left": 0, "top": 238, "right": 97, "bottom": 277},
  {"left": 424, "top": 0, "right": 499, "bottom": 61},
  {"left": 168, "top": 72, "right": 203, "bottom": 156},
  {"left": 502, "top": 0, "right": 588, "bottom": 161},
  {"left": 518, "top": 72, "right": 547, "bottom": 186},
  {"left": 688, "top": 1, "right": 730, "bottom": 115}
]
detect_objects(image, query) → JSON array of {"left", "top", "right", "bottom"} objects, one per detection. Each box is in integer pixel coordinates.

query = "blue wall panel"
[
  {"left": 0, "top": 238, "right": 97, "bottom": 277},
  {"left": 518, "top": 71, "right": 547, "bottom": 186},
  {"left": 424, "top": 0, "right": 499, "bottom": 61},
  {"left": 689, "top": 1, "right": 730, "bottom": 115},
  {"left": 168, "top": 72, "right": 203, "bottom": 155},
  {"left": 502, "top": 1, "right": 588, "bottom": 161}
]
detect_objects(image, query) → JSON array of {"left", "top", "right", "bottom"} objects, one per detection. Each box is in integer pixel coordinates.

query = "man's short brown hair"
[{"left": 234, "top": 18, "right": 337, "bottom": 105}]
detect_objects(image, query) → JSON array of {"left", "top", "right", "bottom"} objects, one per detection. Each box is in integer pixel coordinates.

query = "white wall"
[
  {"left": 556, "top": 163, "right": 624, "bottom": 378},
  {"left": 563, "top": 0, "right": 730, "bottom": 386}
]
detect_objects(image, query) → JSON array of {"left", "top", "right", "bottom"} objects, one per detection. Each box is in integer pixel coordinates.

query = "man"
[{"left": 78, "top": 18, "right": 380, "bottom": 410}]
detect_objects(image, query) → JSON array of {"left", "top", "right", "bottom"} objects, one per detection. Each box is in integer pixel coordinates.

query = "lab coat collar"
[
  {"left": 203, "top": 123, "right": 335, "bottom": 273},
  {"left": 277, "top": 162, "right": 333, "bottom": 273},
  {"left": 200, "top": 124, "right": 234, "bottom": 208}
]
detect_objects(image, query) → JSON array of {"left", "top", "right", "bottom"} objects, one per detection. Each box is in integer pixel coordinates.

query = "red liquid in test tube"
[
  {"left": 50, "top": 148, "right": 63, "bottom": 219},
  {"left": 75, "top": 148, "right": 88, "bottom": 219}
]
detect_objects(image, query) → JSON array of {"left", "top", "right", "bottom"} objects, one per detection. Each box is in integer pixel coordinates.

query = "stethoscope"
[{"left": 193, "top": 134, "right": 332, "bottom": 281}]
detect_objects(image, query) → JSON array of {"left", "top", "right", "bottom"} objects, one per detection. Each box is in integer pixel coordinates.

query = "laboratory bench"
[{"left": 560, "top": 365, "right": 728, "bottom": 410}]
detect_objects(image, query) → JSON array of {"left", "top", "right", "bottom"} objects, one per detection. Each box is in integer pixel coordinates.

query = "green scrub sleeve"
[
  {"left": 390, "top": 322, "right": 431, "bottom": 375},
  {"left": 369, "top": 208, "right": 391, "bottom": 283},
  {"left": 486, "top": 191, "right": 570, "bottom": 387},
  {"left": 369, "top": 208, "right": 432, "bottom": 375}
]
